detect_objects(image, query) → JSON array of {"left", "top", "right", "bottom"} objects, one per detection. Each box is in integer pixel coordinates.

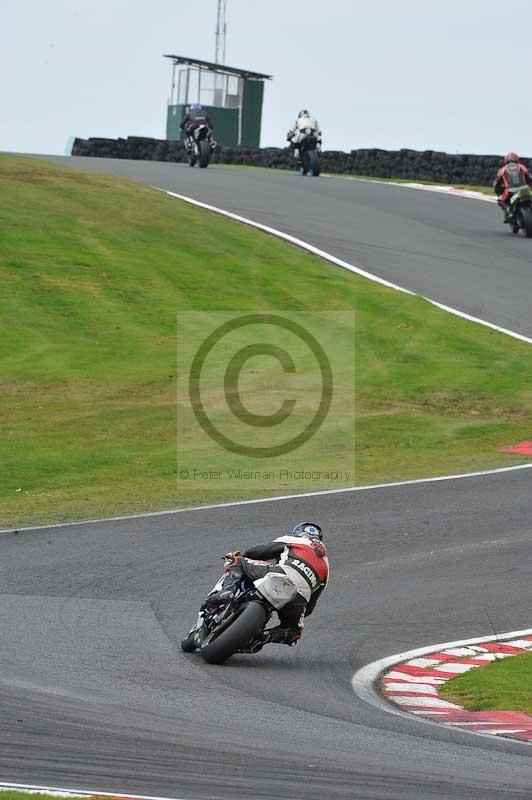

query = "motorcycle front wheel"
[
  {"left": 181, "top": 627, "right": 198, "bottom": 652},
  {"left": 200, "top": 602, "right": 267, "bottom": 664}
]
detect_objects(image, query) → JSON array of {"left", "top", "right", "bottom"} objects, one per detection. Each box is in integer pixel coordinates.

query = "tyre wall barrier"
[{"left": 71, "top": 136, "right": 531, "bottom": 186}]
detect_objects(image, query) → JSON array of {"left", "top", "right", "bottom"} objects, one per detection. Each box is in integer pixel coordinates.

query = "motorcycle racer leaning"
[
  {"left": 203, "top": 522, "right": 329, "bottom": 647},
  {"left": 287, "top": 110, "right": 322, "bottom": 165},
  {"left": 493, "top": 152, "right": 532, "bottom": 221}
]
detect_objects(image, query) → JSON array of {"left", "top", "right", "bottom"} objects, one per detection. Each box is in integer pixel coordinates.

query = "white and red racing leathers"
[{"left": 242, "top": 535, "right": 329, "bottom": 627}]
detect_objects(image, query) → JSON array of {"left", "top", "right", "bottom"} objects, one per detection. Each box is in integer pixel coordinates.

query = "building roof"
[{"left": 163, "top": 54, "right": 272, "bottom": 80}]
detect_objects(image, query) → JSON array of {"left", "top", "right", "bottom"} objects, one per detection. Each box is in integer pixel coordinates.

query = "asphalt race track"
[{"left": 1, "top": 158, "right": 532, "bottom": 799}]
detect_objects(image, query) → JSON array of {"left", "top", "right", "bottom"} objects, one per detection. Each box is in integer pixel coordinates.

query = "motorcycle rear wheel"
[
  {"left": 199, "top": 140, "right": 211, "bottom": 168},
  {"left": 519, "top": 206, "right": 532, "bottom": 238},
  {"left": 200, "top": 602, "right": 267, "bottom": 664},
  {"left": 308, "top": 150, "right": 320, "bottom": 177}
]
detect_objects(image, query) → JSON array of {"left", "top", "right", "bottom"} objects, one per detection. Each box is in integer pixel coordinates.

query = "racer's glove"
[{"left": 223, "top": 550, "right": 241, "bottom": 570}]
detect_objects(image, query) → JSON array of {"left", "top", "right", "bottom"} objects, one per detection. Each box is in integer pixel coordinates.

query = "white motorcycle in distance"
[
  {"left": 181, "top": 555, "right": 298, "bottom": 664},
  {"left": 297, "top": 130, "right": 321, "bottom": 177}
]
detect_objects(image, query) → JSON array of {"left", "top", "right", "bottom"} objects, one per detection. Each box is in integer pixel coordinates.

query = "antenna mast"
[{"left": 215, "top": 0, "right": 227, "bottom": 64}]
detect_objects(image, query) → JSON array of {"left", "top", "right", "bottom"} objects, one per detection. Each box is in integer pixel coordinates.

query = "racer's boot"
[
  {"left": 265, "top": 625, "right": 302, "bottom": 647},
  {"left": 498, "top": 198, "right": 511, "bottom": 223}
]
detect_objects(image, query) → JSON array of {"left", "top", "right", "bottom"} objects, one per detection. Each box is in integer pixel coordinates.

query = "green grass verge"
[
  {"left": 1, "top": 153, "right": 531, "bottom": 527},
  {"left": 440, "top": 652, "right": 532, "bottom": 714}
]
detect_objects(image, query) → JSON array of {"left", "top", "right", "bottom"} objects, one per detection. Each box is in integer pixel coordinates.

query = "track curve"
[
  {"left": 35, "top": 156, "right": 532, "bottom": 339},
  {"left": 2, "top": 158, "right": 531, "bottom": 799}
]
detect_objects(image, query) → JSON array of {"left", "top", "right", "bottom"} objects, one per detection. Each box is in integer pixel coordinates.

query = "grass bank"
[
  {"left": 1, "top": 154, "right": 532, "bottom": 527},
  {"left": 440, "top": 652, "right": 532, "bottom": 714}
]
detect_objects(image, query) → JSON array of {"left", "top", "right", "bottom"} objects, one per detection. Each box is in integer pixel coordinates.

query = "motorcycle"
[
  {"left": 298, "top": 131, "right": 321, "bottom": 177},
  {"left": 507, "top": 187, "right": 532, "bottom": 237},
  {"left": 181, "top": 556, "right": 298, "bottom": 664},
  {"left": 186, "top": 124, "right": 214, "bottom": 169}
]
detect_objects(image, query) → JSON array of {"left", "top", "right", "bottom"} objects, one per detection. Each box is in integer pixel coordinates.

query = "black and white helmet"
[
  {"left": 291, "top": 522, "right": 323, "bottom": 541},
  {"left": 298, "top": 109, "right": 310, "bottom": 118}
]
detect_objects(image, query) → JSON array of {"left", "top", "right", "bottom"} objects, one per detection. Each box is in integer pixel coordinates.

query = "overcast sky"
[{"left": 2, "top": 0, "right": 532, "bottom": 156}]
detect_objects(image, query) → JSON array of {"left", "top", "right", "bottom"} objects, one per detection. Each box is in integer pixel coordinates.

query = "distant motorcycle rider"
[
  {"left": 180, "top": 103, "right": 215, "bottom": 150},
  {"left": 493, "top": 152, "right": 532, "bottom": 221},
  {"left": 287, "top": 110, "right": 322, "bottom": 165},
  {"left": 203, "top": 522, "right": 329, "bottom": 647}
]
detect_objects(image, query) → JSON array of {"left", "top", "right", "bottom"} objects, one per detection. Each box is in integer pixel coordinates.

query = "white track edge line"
[
  {"left": 2, "top": 462, "right": 532, "bottom": 534},
  {"left": 0, "top": 782, "right": 190, "bottom": 800},
  {"left": 351, "top": 627, "right": 532, "bottom": 746},
  {"left": 161, "top": 188, "right": 532, "bottom": 346},
  {"left": 353, "top": 177, "right": 497, "bottom": 203},
  {"left": 307, "top": 169, "right": 495, "bottom": 201}
]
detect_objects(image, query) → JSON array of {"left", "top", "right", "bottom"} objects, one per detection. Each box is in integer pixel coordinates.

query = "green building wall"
[{"left": 241, "top": 79, "right": 264, "bottom": 147}]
